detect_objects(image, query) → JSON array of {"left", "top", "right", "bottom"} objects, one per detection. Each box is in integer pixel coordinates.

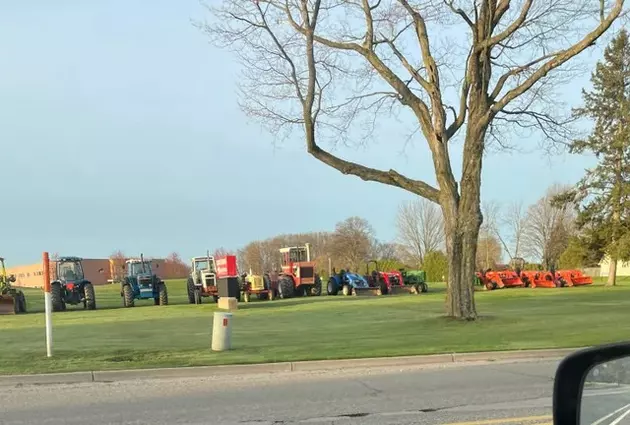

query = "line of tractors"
[
  {"left": 0, "top": 249, "right": 596, "bottom": 316},
  {"left": 475, "top": 258, "right": 594, "bottom": 290},
  {"left": 188, "top": 244, "right": 429, "bottom": 304}
]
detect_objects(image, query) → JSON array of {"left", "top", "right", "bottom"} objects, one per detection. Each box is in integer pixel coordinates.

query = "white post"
[{"left": 43, "top": 252, "right": 53, "bottom": 357}]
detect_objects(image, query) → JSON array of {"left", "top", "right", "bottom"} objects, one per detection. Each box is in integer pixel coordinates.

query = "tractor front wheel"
[
  {"left": 186, "top": 278, "right": 196, "bottom": 304},
  {"left": 327, "top": 278, "right": 338, "bottom": 296},
  {"left": 51, "top": 282, "right": 64, "bottom": 312},
  {"left": 123, "top": 284, "right": 135, "bottom": 308},
  {"left": 83, "top": 283, "right": 96, "bottom": 310},
  {"left": 158, "top": 282, "right": 168, "bottom": 306},
  {"left": 311, "top": 276, "right": 322, "bottom": 296},
  {"left": 278, "top": 277, "right": 294, "bottom": 299},
  {"left": 420, "top": 283, "right": 428, "bottom": 293}
]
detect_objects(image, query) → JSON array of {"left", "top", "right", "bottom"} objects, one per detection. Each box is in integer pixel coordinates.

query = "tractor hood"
[{"left": 346, "top": 273, "right": 369, "bottom": 288}]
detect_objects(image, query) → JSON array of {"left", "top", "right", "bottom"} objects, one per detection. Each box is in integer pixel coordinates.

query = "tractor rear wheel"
[
  {"left": 327, "top": 278, "right": 338, "bottom": 296},
  {"left": 311, "top": 275, "right": 322, "bottom": 296},
  {"left": 123, "top": 284, "right": 135, "bottom": 308},
  {"left": 186, "top": 278, "right": 195, "bottom": 304},
  {"left": 18, "top": 292, "right": 27, "bottom": 313},
  {"left": 51, "top": 282, "right": 64, "bottom": 312},
  {"left": 158, "top": 282, "right": 168, "bottom": 305},
  {"left": 278, "top": 277, "right": 294, "bottom": 299},
  {"left": 420, "top": 283, "right": 428, "bottom": 293},
  {"left": 83, "top": 283, "right": 96, "bottom": 310}
]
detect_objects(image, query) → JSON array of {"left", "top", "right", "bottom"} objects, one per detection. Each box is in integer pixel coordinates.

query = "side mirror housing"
[{"left": 554, "top": 342, "right": 630, "bottom": 425}]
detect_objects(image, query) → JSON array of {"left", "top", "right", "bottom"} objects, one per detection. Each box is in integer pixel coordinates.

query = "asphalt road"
[{"left": 0, "top": 359, "right": 580, "bottom": 425}]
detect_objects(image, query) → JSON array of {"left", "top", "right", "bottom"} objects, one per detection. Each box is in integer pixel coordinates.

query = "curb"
[{"left": 0, "top": 347, "right": 583, "bottom": 387}]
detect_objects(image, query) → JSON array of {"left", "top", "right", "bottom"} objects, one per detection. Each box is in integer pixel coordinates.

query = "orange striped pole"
[{"left": 43, "top": 252, "right": 52, "bottom": 357}]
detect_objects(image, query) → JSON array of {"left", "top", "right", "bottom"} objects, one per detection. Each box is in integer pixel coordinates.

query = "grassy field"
[{"left": 1, "top": 277, "right": 629, "bottom": 375}]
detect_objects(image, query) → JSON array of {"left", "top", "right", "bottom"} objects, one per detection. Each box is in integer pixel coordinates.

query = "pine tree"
[{"left": 566, "top": 30, "right": 630, "bottom": 286}]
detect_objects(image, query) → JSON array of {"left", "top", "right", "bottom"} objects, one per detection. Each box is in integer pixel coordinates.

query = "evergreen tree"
[{"left": 563, "top": 30, "right": 630, "bottom": 285}]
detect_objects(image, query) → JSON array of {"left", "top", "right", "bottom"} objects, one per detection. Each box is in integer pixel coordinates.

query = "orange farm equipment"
[
  {"left": 519, "top": 270, "right": 560, "bottom": 288},
  {"left": 477, "top": 270, "right": 524, "bottom": 291},
  {"left": 557, "top": 269, "right": 593, "bottom": 287},
  {"left": 275, "top": 244, "right": 322, "bottom": 299}
]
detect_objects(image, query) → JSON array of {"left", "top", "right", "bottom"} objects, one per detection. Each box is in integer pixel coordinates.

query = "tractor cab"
[
  {"left": 191, "top": 254, "right": 217, "bottom": 290},
  {"left": 125, "top": 255, "right": 155, "bottom": 299},
  {"left": 56, "top": 257, "right": 85, "bottom": 288},
  {"left": 279, "top": 244, "right": 315, "bottom": 285}
]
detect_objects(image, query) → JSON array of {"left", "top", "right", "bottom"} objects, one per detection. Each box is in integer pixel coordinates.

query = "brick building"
[{"left": 7, "top": 258, "right": 179, "bottom": 288}]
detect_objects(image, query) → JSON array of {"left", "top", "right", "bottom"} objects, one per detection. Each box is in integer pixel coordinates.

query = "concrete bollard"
[{"left": 211, "top": 311, "right": 233, "bottom": 351}]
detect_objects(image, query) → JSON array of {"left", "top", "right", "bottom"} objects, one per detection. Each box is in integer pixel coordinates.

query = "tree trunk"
[
  {"left": 607, "top": 254, "right": 617, "bottom": 286},
  {"left": 443, "top": 206, "right": 480, "bottom": 320}
]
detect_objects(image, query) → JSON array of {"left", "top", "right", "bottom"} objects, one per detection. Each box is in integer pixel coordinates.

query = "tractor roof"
[
  {"left": 126, "top": 258, "right": 150, "bottom": 264},
  {"left": 58, "top": 256, "right": 82, "bottom": 262},
  {"left": 279, "top": 246, "right": 306, "bottom": 253},
  {"left": 192, "top": 256, "right": 214, "bottom": 261}
]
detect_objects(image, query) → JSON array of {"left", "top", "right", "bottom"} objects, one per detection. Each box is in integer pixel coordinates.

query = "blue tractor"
[
  {"left": 120, "top": 254, "right": 168, "bottom": 308},
  {"left": 327, "top": 269, "right": 377, "bottom": 296}
]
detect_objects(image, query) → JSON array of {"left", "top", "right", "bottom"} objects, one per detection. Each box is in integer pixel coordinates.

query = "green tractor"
[
  {"left": 0, "top": 257, "right": 27, "bottom": 315},
  {"left": 120, "top": 254, "right": 168, "bottom": 308},
  {"left": 399, "top": 269, "right": 429, "bottom": 293}
]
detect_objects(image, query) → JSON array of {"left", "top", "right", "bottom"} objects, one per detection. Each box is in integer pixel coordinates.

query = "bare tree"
[
  {"left": 204, "top": 0, "right": 624, "bottom": 319},
  {"left": 500, "top": 201, "right": 526, "bottom": 259},
  {"left": 476, "top": 235, "right": 502, "bottom": 270},
  {"left": 396, "top": 199, "right": 444, "bottom": 265},
  {"left": 109, "top": 250, "right": 127, "bottom": 283},
  {"left": 331, "top": 216, "right": 375, "bottom": 272},
  {"left": 523, "top": 184, "right": 575, "bottom": 268}
]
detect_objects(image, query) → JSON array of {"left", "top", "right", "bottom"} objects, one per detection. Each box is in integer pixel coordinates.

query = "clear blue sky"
[{"left": 0, "top": 1, "right": 605, "bottom": 265}]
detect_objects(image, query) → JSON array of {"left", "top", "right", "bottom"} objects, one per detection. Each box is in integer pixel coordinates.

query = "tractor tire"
[
  {"left": 18, "top": 292, "right": 27, "bottom": 313},
  {"left": 342, "top": 284, "right": 351, "bottom": 296},
  {"left": 327, "top": 278, "right": 338, "bottom": 296},
  {"left": 311, "top": 275, "right": 322, "bottom": 296},
  {"left": 51, "top": 282, "right": 64, "bottom": 312},
  {"left": 420, "top": 283, "right": 428, "bottom": 293},
  {"left": 186, "top": 277, "right": 196, "bottom": 304},
  {"left": 243, "top": 291, "right": 251, "bottom": 303},
  {"left": 83, "top": 283, "right": 96, "bottom": 310},
  {"left": 278, "top": 276, "right": 294, "bottom": 299},
  {"left": 158, "top": 282, "right": 168, "bottom": 306},
  {"left": 194, "top": 288, "right": 202, "bottom": 305},
  {"left": 123, "top": 284, "right": 135, "bottom": 308}
]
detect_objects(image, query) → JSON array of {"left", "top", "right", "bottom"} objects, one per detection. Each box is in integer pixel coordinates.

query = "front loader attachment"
[
  {"left": 389, "top": 284, "right": 421, "bottom": 295},
  {"left": 353, "top": 286, "right": 385, "bottom": 296},
  {"left": 0, "top": 294, "right": 16, "bottom": 315}
]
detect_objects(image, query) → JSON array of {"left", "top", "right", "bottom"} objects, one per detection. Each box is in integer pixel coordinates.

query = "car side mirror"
[{"left": 554, "top": 342, "right": 630, "bottom": 425}]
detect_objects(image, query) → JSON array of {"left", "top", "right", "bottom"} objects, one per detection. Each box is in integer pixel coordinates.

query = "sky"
[{"left": 0, "top": 1, "right": 610, "bottom": 265}]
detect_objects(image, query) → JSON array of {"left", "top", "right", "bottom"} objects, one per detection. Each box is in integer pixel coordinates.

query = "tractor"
[
  {"left": 0, "top": 257, "right": 26, "bottom": 315},
  {"left": 326, "top": 268, "right": 376, "bottom": 296},
  {"left": 364, "top": 261, "right": 415, "bottom": 295},
  {"left": 399, "top": 269, "right": 429, "bottom": 293},
  {"left": 187, "top": 253, "right": 241, "bottom": 304},
  {"left": 241, "top": 271, "right": 276, "bottom": 302},
  {"left": 274, "top": 244, "right": 322, "bottom": 299},
  {"left": 120, "top": 254, "right": 168, "bottom": 307},
  {"left": 50, "top": 256, "right": 96, "bottom": 311}
]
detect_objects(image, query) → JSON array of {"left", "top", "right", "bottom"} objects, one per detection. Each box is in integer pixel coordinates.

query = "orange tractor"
[
  {"left": 274, "top": 244, "right": 322, "bottom": 298},
  {"left": 555, "top": 269, "right": 593, "bottom": 286},
  {"left": 519, "top": 270, "right": 562, "bottom": 288}
]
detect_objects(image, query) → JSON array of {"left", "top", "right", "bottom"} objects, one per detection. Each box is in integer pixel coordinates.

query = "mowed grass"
[{"left": 1, "top": 277, "right": 629, "bottom": 375}]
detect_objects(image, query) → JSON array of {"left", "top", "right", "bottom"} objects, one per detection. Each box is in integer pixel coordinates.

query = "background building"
[{"left": 7, "top": 258, "right": 179, "bottom": 288}]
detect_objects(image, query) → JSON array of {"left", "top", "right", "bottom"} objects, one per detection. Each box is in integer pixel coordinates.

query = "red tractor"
[
  {"left": 274, "top": 244, "right": 322, "bottom": 298},
  {"left": 363, "top": 260, "right": 417, "bottom": 295}
]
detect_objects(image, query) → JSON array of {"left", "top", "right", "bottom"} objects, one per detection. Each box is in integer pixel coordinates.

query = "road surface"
[{"left": 0, "top": 358, "right": 617, "bottom": 425}]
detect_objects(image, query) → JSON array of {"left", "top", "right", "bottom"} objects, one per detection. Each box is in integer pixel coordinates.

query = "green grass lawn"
[{"left": 1, "top": 277, "right": 629, "bottom": 375}]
